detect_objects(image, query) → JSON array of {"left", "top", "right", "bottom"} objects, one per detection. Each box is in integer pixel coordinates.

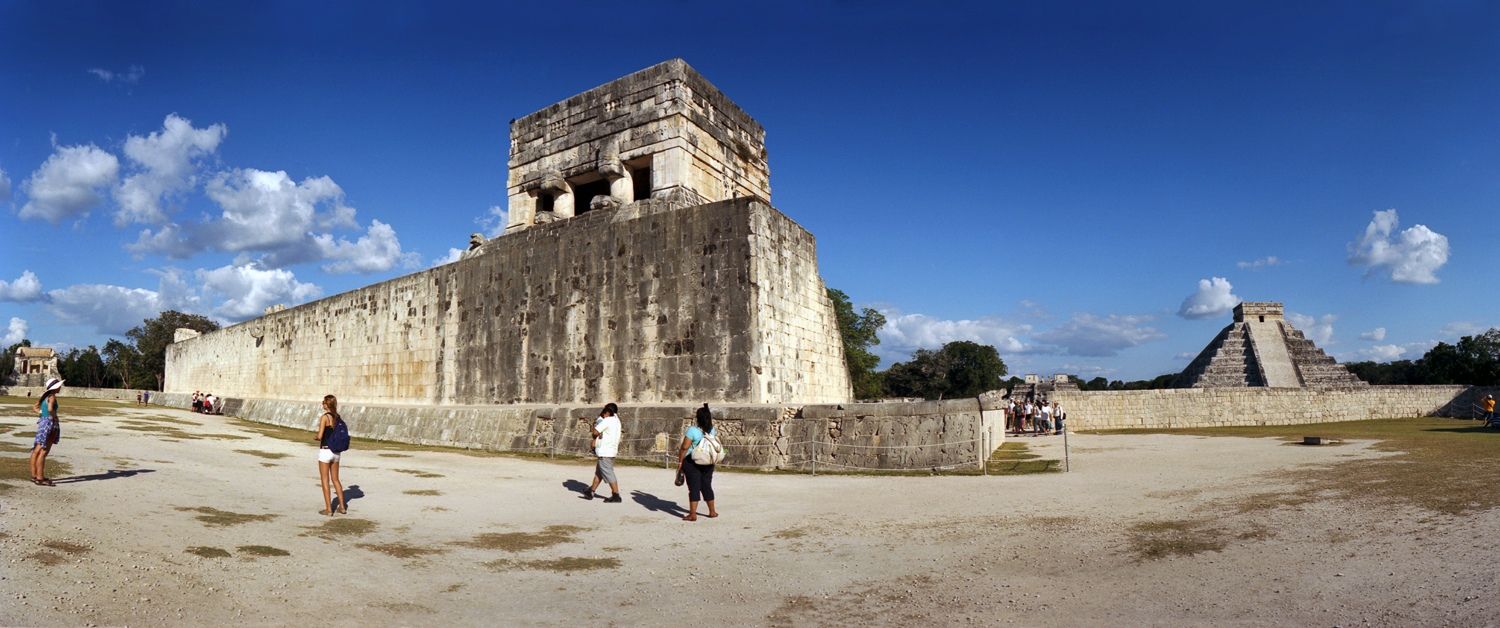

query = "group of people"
[
  {"left": 190, "top": 391, "right": 220, "bottom": 414},
  {"left": 581, "top": 402, "right": 722, "bottom": 521},
  {"left": 1006, "top": 397, "right": 1065, "bottom": 435},
  {"left": 134, "top": 390, "right": 151, "bottom": 406}
]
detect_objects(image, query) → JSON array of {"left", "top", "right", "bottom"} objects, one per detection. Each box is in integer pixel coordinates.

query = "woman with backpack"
[
  {"left": 30, "top": 378, "right": 64, "bottom": 486},
  {"left": 313, "top": 394, "right": 350, "bottom": 515},
  {"left": 674, "top": 403, "right": 722, "bottom": 521}
]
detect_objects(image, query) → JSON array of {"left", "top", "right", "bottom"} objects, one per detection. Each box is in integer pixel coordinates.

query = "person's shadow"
[
  {"left": 53, "top": 468, "right": 156, "bottom": 484},
  {"left": 563, "top": 479, "right": 593, "bottom": 499},
  {"left": 631, "top": 490, "right": 687, "bottom": 519},
  {"left": 340, "top": 485, "right": 365, "bottom": 508}
]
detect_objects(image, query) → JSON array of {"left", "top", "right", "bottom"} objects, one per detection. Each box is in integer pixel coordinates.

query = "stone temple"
[
  {"left": 166, "top": 59, "right": 852, "bottom": 405},
  {"left": 10, "top": 347, "right": 60, "bottom": 387},
  {"left": 1175, "top": 302, "right": 1366, "bottom": 388}
]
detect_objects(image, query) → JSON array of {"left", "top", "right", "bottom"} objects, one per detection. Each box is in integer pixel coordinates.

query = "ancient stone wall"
[
  {"left": 8, "top": 386, "right": 1004, "bottom": 472},
  {"left": 165, "top": 197, "right": 850, "bottom": 406},
  {"left": 1051, "top": 385, "right": 1495, "bottom": 430}
]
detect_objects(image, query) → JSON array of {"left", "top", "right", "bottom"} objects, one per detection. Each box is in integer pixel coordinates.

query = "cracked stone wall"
[{"left": 165, "top": 197, "right": 850, "bottom": 405}]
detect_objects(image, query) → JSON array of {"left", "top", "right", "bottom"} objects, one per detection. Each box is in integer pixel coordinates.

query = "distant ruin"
[
  {"left": 165, "top": 59, "right": 851, "bottom": 406},
  {"left": 1176, "top": 301, "right": 1366, "bottom": 388},
  {"left": 10, "top": 347, "right": 59, "bottom": 387}
]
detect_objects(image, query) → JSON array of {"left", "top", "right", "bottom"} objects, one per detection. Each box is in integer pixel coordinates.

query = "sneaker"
[
  {"left": 581, "top": 489, "right": 594, "bottom": 500},
  {"left": 603, "top": 494, "right": 622, "bottom": 503}
]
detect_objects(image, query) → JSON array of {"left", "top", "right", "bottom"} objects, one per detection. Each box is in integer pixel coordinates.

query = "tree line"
[
  {"left": 829, "top": 289, "right": 1008, "bottom": 400},
  {"left": 1, "top": 311, "right": 219, "bottom": 391}
]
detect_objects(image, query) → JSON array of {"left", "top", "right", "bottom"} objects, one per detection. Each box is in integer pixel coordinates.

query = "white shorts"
[{"left": 318, "top": 448, "right": 341, "bottom": 464}]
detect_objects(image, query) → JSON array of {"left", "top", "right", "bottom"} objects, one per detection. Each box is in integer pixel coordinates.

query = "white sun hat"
[{"left": 44, "top": 378, "right": 65, "bottom": 393}]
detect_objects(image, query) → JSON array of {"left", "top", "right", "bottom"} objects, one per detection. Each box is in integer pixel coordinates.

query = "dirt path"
[{"left": 1, "top": 399, "right": 1495, "bottom": 626}]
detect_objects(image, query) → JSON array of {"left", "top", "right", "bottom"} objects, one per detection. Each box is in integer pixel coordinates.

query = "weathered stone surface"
[
  {"left": 1051, "top": 385, "right": 1495, "bottom": 430},
  {"left": 165, "top": 197, "right": 850, "bottom": 405},
  {"left": 9, "top": 346, "right": 59, "bottom": 387}
]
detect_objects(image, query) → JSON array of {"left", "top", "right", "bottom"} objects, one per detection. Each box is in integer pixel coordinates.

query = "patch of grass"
[
  {"left": 233, "top": 449, "right": 291, "bottom": 460},
  {"left": 357, "top": 542, "right": 448, "bottom": 559},
  {"left": 394, "top": 468, "right": 445, "bottom": 478},
  {"left": 442, "top": 583, "right": 465, "bottom": 593},
  {"left": 42, "top": 540, "right": 90, "bottom": 555},
  {"left": 126, "top": 415, "right": 204, "bottom": 427},
  {"left": 302, "top": 518, "right": 377, "bottom": 539},
  {"left": 484, "top": 556, "right": 621, "bottom": 572},
  {"left": 28, "top": 551, "right": 66, "bottom": 565},
  {"left": 185, "top": 546, "right": 232, "bottom": 558},
  {"left": 376, "top": 602, "right": 434, "bottom": 613},
  {"left": 1113, "top": 417, "right": 1500, "bottom": 516},
  {"left": 175, "top": 506, "right": 278, "bottom": 527},
  {"left": 0, "top": 455, "right": 72, "bottom": 480},
  {"left": 261, "top": 462, "right": 278, "bottom": 468},
  {"left": 0, "top": 396, "right": 129, "bottom": 417},
  {"left": 0, "top": 440, "right": 33, "bottom": 454},
  {"left": 0, "top": 481, "right": 18, "bottom": 494},
  {"left": 455, "top": 525, "right": 586, "bottom": 552},
  {"left": 1128, "top": 520, "right": 1229, "bottom": 561},
  {"left": 403, "top": 489, "right": 442, "bottom": 496},
  {"left": 770, "top": 527, "right": 807, "bottom": 540},
  {"left": 237, "top": 545, "right": 290, "bottom": 557},
  {"left": 378, "top": 453, "right": 413, "bottom": 458},
  {"left": 986, "top": 441, "right": 1062, "bottom": 475}
]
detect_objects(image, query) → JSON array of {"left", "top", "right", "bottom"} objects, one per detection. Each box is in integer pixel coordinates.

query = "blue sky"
[{"left": 1, "top": 1, "right": 1497, "bottom": 380}]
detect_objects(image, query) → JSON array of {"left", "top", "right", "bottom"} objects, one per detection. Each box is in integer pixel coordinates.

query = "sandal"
[
  {"left": 682, "top": 514, "right": 698, "bottom": 522},
  {"left": 337, "top": 505, "right": 347, "bottom": 515},
  {"left": 318, "top": 509, "right": 332, "bottom": 516},
  {"left": 37, "top": 478, "right": 55, "bottom": 487}
]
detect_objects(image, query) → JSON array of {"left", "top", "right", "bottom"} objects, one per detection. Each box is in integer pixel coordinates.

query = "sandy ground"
[{"left": 1, "top": 400, "right": 1497, "bottom": 627}]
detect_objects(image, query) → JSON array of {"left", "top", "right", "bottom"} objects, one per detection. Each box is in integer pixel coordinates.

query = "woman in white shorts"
[{"left": 313, "top": 395, "right": 347, "bottom": 515}]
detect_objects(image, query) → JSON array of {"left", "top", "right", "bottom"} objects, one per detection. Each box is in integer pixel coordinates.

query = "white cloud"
[
  {"left": 196, "top": 264, "right": 321, "bottom": 321},
  {"left": 1348, "top": 209, "right": 1449, "bottom": 284},
  {"left": 1177, "top": 276, "right": 1241, "bottom": 320},
  {"left": 1359, "top": 327, "right": 1387, "bottom": 341},
  {"left": 313, "top": 220, "right": 419, "bottom": 274},
  {"left": 878, "top": 312, "right": 1033, "bottom": 361},
  {"left": 1174, "top": 351, "right": 1197, "bottom": 360},
  {"left": 87, "top": 65, "right": 144, "bottom": 84},
  {"left": 0, "top": 270, "right": 44, "bottom": 302},
  {"left": 1363, "top": 344, "right": 1407, "bottom": 361},
  {"left": 113, "top": 114, "right": 226, "bottom": 225},
  {"left": 1236, "top": 256, "right": 1281, "bottom": 270},
  {"left": 1031, "top": 313, "right": 1166, "bottom": 357},
  {"left": 47, "top": 284, "right": 170, "bottom": 335},
  {"left": 433, "top": 248, "right": 464, "bottom": 267},
  {"left": 19, "top": 142, "right": 120, "bottom": 223},
  {"left": 0, "top": 167, "right": 11, "bottom": 203},
  {"left": 2, "top": 317, "right": 26, "bottom": 345},
  {"left": 1438, "top": 321, "right": 1492, "bottom": 339},
  {"left": 480, "top": 205, "right": 510, "bottom": 237},
  {"left": 130, "top": 167, "right": 411, "bottom": 274},
  {"left": 44, "top": 269, "right": 201, "bottom": 335},
  {"left": 1288, "top": 312, "right": 1336, "bottom": 346}
]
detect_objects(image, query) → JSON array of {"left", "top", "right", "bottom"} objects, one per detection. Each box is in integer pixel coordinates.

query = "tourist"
[
  {"left": 1021, "top": 400, "right": 1033, "bottom": 433},
  {"left": 1052, "top": 402, "right": 1065, "bottom": 435},
  {"left": 1484, "top": 394, "right": 1496, "bottom": 428},
  {"left": 205, "top": 393, "right": 219, "bottom": 415},
  {"left": 1032, "top": 401, "right": 1044, "bottom": 436},
  {"left": 313, "top": 394, "right": 349, "bottom": 515},
  {"left": 136, "top": 391, "right": 144, "bottom": 406},
  {"left": 584, "top": 402, "right": 623, "bottom": 502},
  {"left": 1040, "top": 401, "right": 1054, "bottom": 433},
  {"left": 674, "top": 403, "right": 720, "bottom": 521},
  {"left": 1006, "top": 398, "right": 1018, "bottom": 433},
  {"left": 30, "top": 378, "right": 64, "bottom": 486},
  {"left": 143, "top": 390, "right": 150, "bottom": 406},
  {"left": 192, "top": 391, "right": 202, "bottom": 413}
]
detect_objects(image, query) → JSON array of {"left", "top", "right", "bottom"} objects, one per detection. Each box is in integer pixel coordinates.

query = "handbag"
[{"left": 690, "top": 430, "right": 726, "bottom": 465}]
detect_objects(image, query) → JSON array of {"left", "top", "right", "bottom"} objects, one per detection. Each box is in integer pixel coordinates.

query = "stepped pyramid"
[{"left": 1176, "top": 302, "right": 1367, "bottom": 389}]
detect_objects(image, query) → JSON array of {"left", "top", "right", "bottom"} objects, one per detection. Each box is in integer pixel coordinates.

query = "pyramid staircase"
[{"left": 1175, "top": 302, "right": 1367, "bottom": 389}]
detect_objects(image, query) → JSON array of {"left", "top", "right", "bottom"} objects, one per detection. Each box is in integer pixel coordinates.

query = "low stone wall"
[
  {"left": 1051, "top": 385, "right": 1497, "bottom": 430},
  {"left": 1, "top": 386, "right": 1004, "bottom": 472}
]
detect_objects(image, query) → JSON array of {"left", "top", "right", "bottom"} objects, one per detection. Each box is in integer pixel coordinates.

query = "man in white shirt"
[{"left": 584, "top": 402, "right": 623, "bottom": 503}]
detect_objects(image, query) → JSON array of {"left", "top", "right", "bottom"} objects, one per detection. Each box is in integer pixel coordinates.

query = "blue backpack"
[{"left": 327, "top": 417, "right": 351, "bottom": 453}]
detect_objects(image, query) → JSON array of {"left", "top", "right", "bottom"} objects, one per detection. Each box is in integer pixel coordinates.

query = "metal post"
[
  {"left": 1063, "top": 423, "right": 1071, "bottom": 472},
  {"left": 980, "top": 413, "right": 989, "bottom": 476}
]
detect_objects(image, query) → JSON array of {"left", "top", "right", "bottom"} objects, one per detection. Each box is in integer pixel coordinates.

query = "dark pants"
[
  {"left": 1486, "top": 411, "right": 1495, "bottom": 427},
  {"left": 683, "top": 458, "right": 715, "bottom": 502}
]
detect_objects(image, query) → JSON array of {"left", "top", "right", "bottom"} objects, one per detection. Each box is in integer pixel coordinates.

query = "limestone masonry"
[
  {"left": 166, "top": 60, "right": 851, "bottom": 405},
  {"left": 1175, "top": 301, "right": 1366, "bottom": 388}
]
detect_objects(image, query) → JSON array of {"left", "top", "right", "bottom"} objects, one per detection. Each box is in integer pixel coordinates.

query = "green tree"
[
  {"left": 126, "top": 310, "right": 220, "bottom": 390},
  {"left": 102, "top": 339, "right": 142, "bottom": 390},
  {"left": 1, "top": 340, "right": 33, "bottom": 384},
  {"left": 827, "top": 288, "right": 887, "bottom": 399},
  {"left": 884, "top": 340, "right": 1007, "bottom": 400},
  {"left": 59, "top": 345, "right": 108, "bottom": 388}
]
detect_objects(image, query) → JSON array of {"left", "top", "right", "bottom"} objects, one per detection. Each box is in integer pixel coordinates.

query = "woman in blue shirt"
[
  {"left": 30, "top": 378, "right": 64, "bottom": 486},
  {"left": 674, "top": 403, "right": 720, "bottom": 521}
]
